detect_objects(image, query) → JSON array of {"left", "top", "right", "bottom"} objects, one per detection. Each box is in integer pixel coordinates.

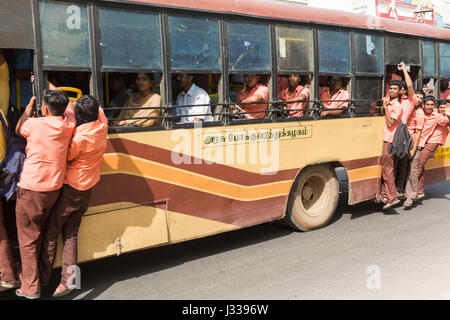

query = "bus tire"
[{"left": 285, "top": 165, "right": 339, "bottom": 232}]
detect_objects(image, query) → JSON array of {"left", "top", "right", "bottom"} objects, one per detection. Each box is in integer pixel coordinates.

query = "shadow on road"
[{"left": 2, "top": 181, "right": 448, "bottom": 300}]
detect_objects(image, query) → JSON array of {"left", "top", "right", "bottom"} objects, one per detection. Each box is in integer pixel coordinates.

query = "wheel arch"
[{"left": 282, "top": 161, "right": 346, "bottom": 231}]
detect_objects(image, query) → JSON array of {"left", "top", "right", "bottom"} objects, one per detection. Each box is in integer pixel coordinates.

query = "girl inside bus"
[{"left": 114, "top": 73, "right": 161, "bottom": 127}]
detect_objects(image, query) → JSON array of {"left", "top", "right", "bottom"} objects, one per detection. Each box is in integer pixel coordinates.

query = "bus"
[{"left": 1, "top": 0, "right": 449, "bottom": 266}]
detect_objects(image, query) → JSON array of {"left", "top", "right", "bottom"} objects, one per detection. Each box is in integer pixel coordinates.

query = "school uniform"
[
  {"left": 404, "top": 108, "right": 425, "bottom": 200},
  {"left": 236, "top": 84, "right": 269, "bottom": 119},
  {"left": 394, "top": 95, "right": 419, "bottom": 193},
  {"left": 15, "top": 109, "right": 75, "bottom": 296},
  {"left": 40, "top": 108, "right": 107, "bottom": 287},
  {"left": 417, "top": 111, "right": 449, "bottom": 195},
  {"left": 381, "top": 98, "right": 403, "bottom": 203}
]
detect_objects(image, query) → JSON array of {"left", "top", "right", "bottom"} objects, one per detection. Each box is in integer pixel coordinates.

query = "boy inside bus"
[
  {"left": 231, "top": 74, "right": 269, "bottom": 119},
  {"left": 107, "top": 73, "right": 133, "bottom": 118},
  {"left": 114, "top": 73, "right": 161, "bottom": 127},
  {"left": 279, "top": 74, "right": 310, "bottom": 117},
  {"left": 318, "top": 76, "right": 349, "bottom": 117},
  {"left": 174, "top": 73, "right": 213, "bottom": 123}
]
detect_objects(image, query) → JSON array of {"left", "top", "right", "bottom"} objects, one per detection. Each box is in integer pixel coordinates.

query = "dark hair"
[
  {"left": 423, "top": 95, "right": 437, "bottom": 105},
  {"left": 137, "top": 73, "right": 154, "bottom": 81},
  {"left": 415, "top": 89, "right": 425, "bottom": 96},
  {"left": 400, "top": 81, "right": 406, "bottom": 90},
  {"left": 43, "top": 90, "right": 69, "bottom": 116},
  {"left": 75, "top": 95, "right": 99, "bottom": 124},
  {"left": 389, "top": 80, "right": 403, "bottom": 89}
]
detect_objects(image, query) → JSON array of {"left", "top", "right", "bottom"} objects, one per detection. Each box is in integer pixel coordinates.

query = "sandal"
[
  {"left": 15, "top": 289, "right": 40, "bottom": 300},
  {"left": 53, "top": 283, "right": 74, "bottom": 297},
  {"left": 403, "top": 199, "right": 413, "bottom": 209},
  {"left": 0, "top": 280, "right": 20, "bottom": 289}
]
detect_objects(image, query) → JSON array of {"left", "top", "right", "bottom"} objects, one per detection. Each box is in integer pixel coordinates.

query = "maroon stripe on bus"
[
  {"left": 105, "top": 137, "right": 299, "bottom": 186},
  {"left": 424, "top": 165, "right": 450, "bottom": 186},
  {"left": 348, "top": 177, "right": 379, "bottom": 205},
  {"left": 90, "top": 173, "right": 288, "bottom": 227},
  {"left": 341, "top": 157, "right": 380, "bottom": 171}
]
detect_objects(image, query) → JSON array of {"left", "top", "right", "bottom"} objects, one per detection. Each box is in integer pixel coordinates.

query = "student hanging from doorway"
[
  {"left": 416, "top": 96, "right": 450, "bottom": 201},
  {"left": 380, "top": 80, "right": 403, "bottom": 210},
  {"left": 14, "top": 91, "right": 76, "bottom": 299},
  {"left": 40, "top": 95, "right": 108, "bottom": 297}
]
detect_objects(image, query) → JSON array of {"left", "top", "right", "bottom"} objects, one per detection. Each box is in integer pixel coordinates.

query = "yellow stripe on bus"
[
  {"left": 347, "top": 165, "right": 381, "bottom": 182},
  {"left": 100, "top": 153, "right": 293, "bottom": 201}
]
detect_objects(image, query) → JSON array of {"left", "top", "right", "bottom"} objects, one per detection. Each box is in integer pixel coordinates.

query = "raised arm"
[
  {"left": 399, "top": 62, "right": 415, "bottom": 98},
  {"left": 16, "top": 97, "right": 36, "bottom": 136}
]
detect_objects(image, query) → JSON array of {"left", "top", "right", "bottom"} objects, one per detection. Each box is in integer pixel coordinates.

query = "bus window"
[
  {"left": 98, "top": 7, "right": 161, "bottom": 69},
  {"left": 275, "top": 25, "right": 313, "bottom": 72},
  {"left": 229, "top": 73, "right": 270, "bottom": 119},
  {"left": 318, "top": 30, "right": 350, "bottom": 74},
  {"left": 423, "top": 41, "right": 437, "bottom": 78},
  {"left": 354, "top": 33, "right": 383, "bottom": 74},
  {"left": 385, "top": 37, "right": 420, "bottom": 66},
  {"left": 171, "top": 73, "right": 217, "bottom": 124},
  {"left": 440, "top": 43, "right": 450, "bottom": 78},
  {"left": 104, "top": 72, "right": 163, "bottom": 127},
  {"left": 39, "top": 0, "right": 90, "bottom": 67},
  {"left": 227, "top": 21, "right": 270, "bottom": 71},
  {"left": 354, "top": 77, "right": 382, "bottom": 115},
  {"left": 46, "top": 71, "right": 90, "bottom": 99},
  {"left": 169, "top": 15, "right": 220, "bottom": 70}
]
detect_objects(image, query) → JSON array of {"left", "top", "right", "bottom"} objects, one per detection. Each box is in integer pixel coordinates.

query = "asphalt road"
[{"left": 2, "top": 181, "right": 450, "bottom": 300}]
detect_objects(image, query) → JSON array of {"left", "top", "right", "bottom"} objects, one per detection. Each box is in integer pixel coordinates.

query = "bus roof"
[{"left": 123, "top": 0, "right": 450, "bottom": 41}]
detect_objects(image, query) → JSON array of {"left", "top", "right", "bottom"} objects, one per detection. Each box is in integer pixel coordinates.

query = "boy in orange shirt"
[
  {"left": 14, "top": 91, "right": 76, "bottom": 299},
  {"left": 40, "top": 95, "right": 108, "bottom": 297},
  {"left": 380, "top": 80, "right": 403, "bottom": 210}
]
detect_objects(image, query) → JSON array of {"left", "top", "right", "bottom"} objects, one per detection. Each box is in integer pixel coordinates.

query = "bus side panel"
[
  {"left": 424, "top": 143, "right": 450, "bottom": 186},
  {"left": 54, "top": 202, "right": 170, "bottom": 266}
]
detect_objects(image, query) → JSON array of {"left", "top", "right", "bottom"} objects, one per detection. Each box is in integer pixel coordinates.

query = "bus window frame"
[
  {"left": 33, "top": 0, "right": 450, "bottom": 131},
  {"left": 422, "top": 40, "right": 437, "bottom": 78}
]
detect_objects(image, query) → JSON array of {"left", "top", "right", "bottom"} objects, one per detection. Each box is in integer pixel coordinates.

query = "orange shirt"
[
  {"left": 319, "top": 87, "right": 350, "bottom": 110},
  {"left": 236, "top": 84, "right": 269, "bottom": 119},
  {"left": 419, "top": 111, "right": 449, "bottom": 147},
  {"left": 427, "top": 119, "right": 450, "bottom": 145},
  {"left": 406, "top": 107, "right": 425, "bottom": 137},
  {"left": 383, "top": 99, "right": 403, "bottom": 143},
  {"left": 65, "top": 108, "right": 108, "bottom": 191},
  {"left": 400, "top": 95, "right": 418, "bottom": 124},
  {"left": 19, "top": 110, "right": 76, "bottom": 192},
  {"left": 281, "top": 85, "right": 310, "bottom": 117}
]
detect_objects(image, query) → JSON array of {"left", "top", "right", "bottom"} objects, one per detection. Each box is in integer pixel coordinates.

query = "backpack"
[
  {"left": 0, "top": 112, "right": 26, "bottom": 201},
  {"left": 389, "top": 121, "right": 413, "bottom": 159}
]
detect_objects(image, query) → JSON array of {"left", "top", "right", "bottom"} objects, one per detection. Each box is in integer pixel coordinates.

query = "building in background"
[{"left": 278, "top": 0, "right": 450, "bottom": 28}]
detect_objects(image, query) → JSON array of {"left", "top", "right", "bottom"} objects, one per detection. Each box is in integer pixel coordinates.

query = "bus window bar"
[{"left": 104, "top": 99, "right": 382, "bottom": 122}]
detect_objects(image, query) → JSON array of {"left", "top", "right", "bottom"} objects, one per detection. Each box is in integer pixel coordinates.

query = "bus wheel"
[{"left": 286, "top": 165, "right": 339, "bottom": 232}]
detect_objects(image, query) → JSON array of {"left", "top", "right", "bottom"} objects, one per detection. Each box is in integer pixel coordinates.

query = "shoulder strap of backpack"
[{"left": 0, "top": 110, "right": 12, "bottom": 139}]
